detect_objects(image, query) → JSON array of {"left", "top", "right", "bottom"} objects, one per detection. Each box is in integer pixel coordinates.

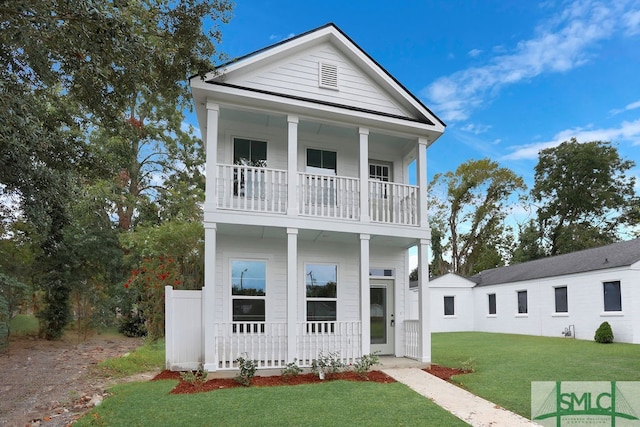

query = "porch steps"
[{"left": 382, "top": 368, "right": 541, "bottom": 427}]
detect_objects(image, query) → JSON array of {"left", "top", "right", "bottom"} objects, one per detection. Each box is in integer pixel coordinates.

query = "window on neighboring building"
[
  {"left": 603, "top": 281, "right": 622, "bottom": 312},
  {"left": 444, "top": 296, "right": 455, "bottom": 316},
  {"left": 306, "top": 264, "right": 337, "bottom": 322},
  {"left": 488, "top": 293, "right": 496, "bottom": 315},
  {"left": 231, "top": 260, "right": 266, "bottom": 323},
  {"left": 517, "top": 290, "right": 528, "bottom": 314},
  {"left": 555, "top": 286, "right": 568, "bottom": 313}
]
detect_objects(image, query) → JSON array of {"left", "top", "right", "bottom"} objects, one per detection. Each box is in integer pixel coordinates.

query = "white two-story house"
[{"left": 165, "top": 23, "right": 445, "bottom": 371}]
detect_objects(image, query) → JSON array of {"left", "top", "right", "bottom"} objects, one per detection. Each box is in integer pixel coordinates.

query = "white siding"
[{"left": 226, "top": 44, "right": 410, "bottom": 117}]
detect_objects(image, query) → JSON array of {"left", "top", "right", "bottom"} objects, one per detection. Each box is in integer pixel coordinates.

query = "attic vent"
[{"left": 319, "top": 62, "right": 338, "bottom": 90}]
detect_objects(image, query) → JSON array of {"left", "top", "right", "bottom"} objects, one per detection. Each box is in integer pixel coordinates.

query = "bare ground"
[{"left": 0, "top": 333, "right": 147, "bottom": 427}]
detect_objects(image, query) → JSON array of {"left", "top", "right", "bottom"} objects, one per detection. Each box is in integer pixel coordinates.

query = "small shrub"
[
  {"left": 282, "top": 359, "right": 302, "bottom": 380},
  {"left": 234, "top": 354, "right": 258, "bottom": 386},
  {"left": 460, "top": 357, "right": 476, "bottom": 373},
  {"left": 118, "top": 314, "right": 147, "bottom": 338},
  {"left": 594, "top": 321, "right": 614, "bottom": 343},
  {"left": 311, "top": 351, "right": 344, "bottom": 379},
  {"left": 353, "top": 353, "right": 380, "bottom": 378},
  {"left": 180, "top": 363, "right": 208, "bottom": 384}
]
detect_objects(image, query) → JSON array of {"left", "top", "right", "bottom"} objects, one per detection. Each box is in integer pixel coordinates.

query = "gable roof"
[
  {"left": 470, "top": 238, "right": 640, "bottom": 286},
  {"left": 191, "top": 23, "right": 445, "bottom": 133}
]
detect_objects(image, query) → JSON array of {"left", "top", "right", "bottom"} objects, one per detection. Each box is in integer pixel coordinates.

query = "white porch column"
[
  {"left": 203, "top": 223, "right": 217, "bottom": 371},
  {"left": 360, "top": 233, "right": 371, "bottom": 355},
  {"left": 359, "top": 128, "right": 370, "bottom": 223},
  {"left": 287, "top": 116, "right": 299, "bottom": 216},
  {"left": 205, "top": 102, "right": 219, "bottom": 211},
  {"left": 417, "top": 239, "right": 431, "bottom": 363},
  {"left": 286, "top": 228, "right": 298, "bottom": 362},
  {"left": 417, "top": 137, "right": 428, "bottom": 229}
]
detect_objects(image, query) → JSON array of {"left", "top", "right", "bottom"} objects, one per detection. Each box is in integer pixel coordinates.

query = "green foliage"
[
  {"left": 94, "top": 339, "right": 165, "bottom": 379},
  {"left": 234, "top": 354, "right": 258, "bottom": 386},
  {"left": 9, "top": 315, "right": 39, "bottom": 337},
  {"left": 311, "top": 351, "right": 345, "bottom": 378},
  {"left": 594, "top": 321, "right": 614, "bottom": 344},
  {"left": 459, "top": 357, "right": 476, "bottom": 373},
  {"left": 117, "top": 313, "right": 147, "bottom": 338},
  {"left": 511, "top": 220, "right": 546, "bottom": 264},
  {"left": 281, "top": 359, "right": 302, "bottom": 379},
  {"left": 352, "top": 353, "right": 380, "bottom": 378},
  {"left": 429, "top": 158, "right": 526, "bottom": 276},
  {"left": 532, "top": 139, "right": 638, "bottom": 255},
  {"left": 180, "top": 364, "right": 208, "bottom": 384}
]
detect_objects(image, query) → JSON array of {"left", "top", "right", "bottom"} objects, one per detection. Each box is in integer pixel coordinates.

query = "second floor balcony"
[{"left": 215, "top": 164, "right": 419, "bottom": 226}]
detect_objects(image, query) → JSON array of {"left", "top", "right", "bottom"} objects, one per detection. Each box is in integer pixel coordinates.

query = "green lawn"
[
  {"left": 432, "top": 332, "right": 640, "bottom": 418},
  {"left": 76, "top": 332, "right": 640, "bottom": 425}
]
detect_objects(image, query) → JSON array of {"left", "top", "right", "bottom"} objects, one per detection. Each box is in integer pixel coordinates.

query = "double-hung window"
[
  {"left": 233, "top": 138, "right": 267, "bottom": 197},
  {"left": 306, "top": 263, "right": 337, "bottom": 323},
  {"left": 554, "top": 286, "right": 568, "bottom": 313},
  {"left": 517, "top": 290, "right": 528, "bottom": 314},
  {"left": 603, "top": 281, "right": 622, "bottom": 312},
  {"left": 488, "top": 293, "right": 496, "bottom": 315},
  {"left": 231, "top": 260, "right": 266, "bottom": 329},
  {"left": 305, "top": 149, "right": 337, "bottom": 206},
  {"left": 444, "top": 296, "right": 455, "bottom": 316}
]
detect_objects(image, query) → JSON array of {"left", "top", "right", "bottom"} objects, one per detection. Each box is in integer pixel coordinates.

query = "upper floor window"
[
  {"left": 488, "top": 293, "right": 496, "bottom": 315},
  {"left": 369, "top": 163, "right": 390, "bottom": 182},
  {"left": 306, "top": 263, "right": 337, "bottom": 322},
  {"left": 603, "top": 281, "right": 622, "bottom": 312},
  {"left": 307, "top": 148, "right": 336, "bottom": 175},
  {"left": 517, "top": 290, "right": 528, "bottom": 314},
  {"left": 444, "top": 296, "right": 455, "bottom": 316},
  {"left": 554, "top": 286, "right": 568, "bottom": 313},
  {"left": 234, "top": 138, "right": 266, "bottom": 166},
  {"left": 231, "top": 260, "right": 266, "bottom": 323}
]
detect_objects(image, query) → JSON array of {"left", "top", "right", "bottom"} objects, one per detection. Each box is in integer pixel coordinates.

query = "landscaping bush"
[
  {"left": 118, "top": 313, "right": 147, "bottom": 337},
  {"left": 594, "top": 321, "right": 614, "bottom": 343}
]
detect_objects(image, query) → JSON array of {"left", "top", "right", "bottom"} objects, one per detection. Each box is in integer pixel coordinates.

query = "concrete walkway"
[{"left": 382, "top": 368, "right": 541, "bottom": 427}]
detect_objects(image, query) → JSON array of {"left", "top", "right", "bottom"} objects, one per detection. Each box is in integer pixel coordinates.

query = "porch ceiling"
[{"left": 215, "top": 223, "right": 421, "bottom": 249}]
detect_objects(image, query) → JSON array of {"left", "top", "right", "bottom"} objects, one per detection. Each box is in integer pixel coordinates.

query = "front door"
[{"left": 370, "top": 280, "right": 394, "bottom": 355}]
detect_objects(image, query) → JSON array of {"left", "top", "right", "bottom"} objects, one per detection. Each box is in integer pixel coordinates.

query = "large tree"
[
  {"left": 0, "top": 0, "right": 232, "bottom": 338},
  {"left": 531, "top": 139, "right": 638, "bottom": 256},
  {"left": 430, "top": 159, "right": 526, "bottom": 276}
]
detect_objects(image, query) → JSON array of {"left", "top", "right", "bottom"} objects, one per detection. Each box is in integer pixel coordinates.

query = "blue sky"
[{"left": 205, "top": 0, "right": 640, "bottom": 196}]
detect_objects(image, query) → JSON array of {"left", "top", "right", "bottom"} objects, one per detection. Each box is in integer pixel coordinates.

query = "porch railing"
[
  {"left": 404, "top": 320, "right": 420, "bottom": 360},
  {"left": 214, "top": 322, "right": 288, "bottom": 370},
  {"left": 212, "top": 321, "right": 362, "bottom": 370},
  {"left": 298, "top": 173, "right": 360, "bottom": 220},
  {"left": 217, "top": 164, "right": 287, "bottom": 213},
  {"left": 369, "top": 181, "right": 418, "bottom": 225},
  {"left": 296, "top": 321, "right": 361, "bottom": 365}
]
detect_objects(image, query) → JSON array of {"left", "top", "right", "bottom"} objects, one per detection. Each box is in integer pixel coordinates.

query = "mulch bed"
[
  {"left": 423, "top": 364, "right": 468, "bottom": 381},
  {"left": 154, "top": 370, "right": 396, "bottom": 394}
]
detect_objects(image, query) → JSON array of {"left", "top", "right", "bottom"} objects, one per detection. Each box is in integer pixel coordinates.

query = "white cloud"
[
  {"left": 423, "top": 0, "right": 638, "bottom": 122},
  {"left": 610, "top": 99, "right": 640, "bottom": 116},
  {"left": 461, "top": 123, "right": 492, "bottom": 134},
  {"left": 468, "top": 48, "right": 483, "bottom": 58},
  {"left": 502, "top": 118, "right": 640, "bottom": 160}
]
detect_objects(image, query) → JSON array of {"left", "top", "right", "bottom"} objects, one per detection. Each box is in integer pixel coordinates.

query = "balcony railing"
[
  {"left": 214, "top": 164, "right": 418, "bottom": 226},
  {"left": 298, "top": 173, "right": 360, "bottom": 220},
  {"left": 369, "top": 181, "right": 418, "bottom": 226},
  {"left": 217, "top": 164, "right": 287, "bottom": 213}
]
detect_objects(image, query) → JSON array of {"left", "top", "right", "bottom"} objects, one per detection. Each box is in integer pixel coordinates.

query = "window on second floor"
[
  {"left": 517, "top": 290, "right": 528, "bottom": 314},
  {"left": 444, "top": 296, "right": 455, "bottom": 316},
  {"left": 603, "top": 281, "right": 622, "bottom": 312},
  {"left": 306, "top": 263, "right": 337, "bottom": 322},
  {"left": 234, "top": 138, "right": 267, "bottom": 166},
  {"left": 306, "top": 148, "right": 337, "bottom": 175}
]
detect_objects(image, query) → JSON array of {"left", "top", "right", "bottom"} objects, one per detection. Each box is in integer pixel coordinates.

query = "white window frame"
[
  {"left": 443, "top": 296, "right": 455, "bottom": 317},
  {"left": 603, "top": 280, "right": 622, "bottom": 313},
  {"left": 230, "top": 258, "right": 267, "bottom": 327},
  {"left": 516, "top": 290, "right": 528, "bottom": 316},
  {"left": 305, "top": 262, "right": 338, "bottom": 323}
]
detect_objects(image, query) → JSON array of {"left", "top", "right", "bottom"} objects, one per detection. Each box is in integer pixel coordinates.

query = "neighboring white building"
[
  {"left": 165, "top": 23, "right": 446, "bottom": 371},
  {"left": 417, "top": 238, "right": 640, "bottom": 343}
]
